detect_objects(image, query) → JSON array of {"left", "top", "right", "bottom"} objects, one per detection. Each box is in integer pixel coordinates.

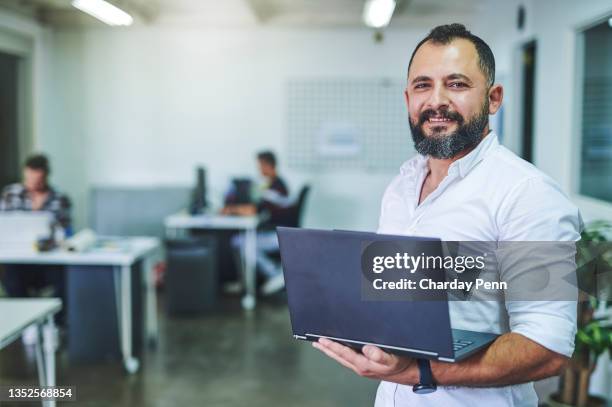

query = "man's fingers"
[
  {"left": 318, "top": 338, "right": 365, "bottom": 365},
  {"left": 312, "top": 342, "right": 359, "bottom": 372},
  {"left": 362, "top": 345, "right": 394, "bottom": 365},
  {"left": 314, "top": 338, "right": 400, "bottom": 378},
  {"left": 312, "top": 339, "right": 414, "bottom": 381},
  {"left": 314, "top": 339, "right": 377, "bottom": 376}
]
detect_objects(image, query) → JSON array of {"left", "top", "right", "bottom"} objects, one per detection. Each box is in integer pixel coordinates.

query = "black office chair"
[
  {"left": 282, "top": 185, "right": 310, "bottom": 228},
  {"left": 263, "top": 184, "right": 309, "bottom": 259}
]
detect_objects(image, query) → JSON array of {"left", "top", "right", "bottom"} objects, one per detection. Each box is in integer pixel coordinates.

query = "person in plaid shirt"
[
  {"left": 0, "top": 154, "right": 71, "bottom": 324},
  {"left": 0, "top": 154, "right": 72, "bottom": 230}
]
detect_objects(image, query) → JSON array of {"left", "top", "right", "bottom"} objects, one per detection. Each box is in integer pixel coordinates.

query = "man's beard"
[{"left": 409, "top": 101, "right": 489, "bottom": 159}]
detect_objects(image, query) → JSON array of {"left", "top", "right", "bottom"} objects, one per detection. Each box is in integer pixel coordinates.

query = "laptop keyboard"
[{"left": 453, "top": 339, "right": 473, "bottom": 352}]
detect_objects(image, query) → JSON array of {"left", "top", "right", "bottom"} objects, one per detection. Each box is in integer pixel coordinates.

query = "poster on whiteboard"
[{"left": 316, "top": 122, "right": 362, "bottom": 157}]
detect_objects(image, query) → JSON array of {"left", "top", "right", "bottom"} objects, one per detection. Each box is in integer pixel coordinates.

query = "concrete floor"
[{"left": 0, "top": 295, "right": 379, "bottom": 406}]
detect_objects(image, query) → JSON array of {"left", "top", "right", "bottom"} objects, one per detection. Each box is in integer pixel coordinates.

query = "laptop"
[
  {"left": 0, "top": 211, "right": 53, "bottom": 251},
  {"left": 277, "top": 227, "right": 499, "bottom": 362}
]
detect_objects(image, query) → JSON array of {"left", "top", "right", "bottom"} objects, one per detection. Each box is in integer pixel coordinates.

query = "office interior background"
[{"left": 0, "top": 0, "right": 611, "bottom": 406}]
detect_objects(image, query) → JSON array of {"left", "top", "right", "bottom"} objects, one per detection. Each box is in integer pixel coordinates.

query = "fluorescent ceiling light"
[
  {"left": 72, "top": 0, "right": 133, "bottom": 26},
  {"left": 363, "top": 0, "right": 396, "bottom": 29}
]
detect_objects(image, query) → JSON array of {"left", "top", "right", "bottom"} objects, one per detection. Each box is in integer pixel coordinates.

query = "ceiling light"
[
  {"left": 72, "top": 0, "right": 133, "bottom": 26},
  {"left": 363, "top": 0, "right": 397, "bottom": 29},
  {"left": 608, "top": 17, "right": 612, "bottom": 28}
]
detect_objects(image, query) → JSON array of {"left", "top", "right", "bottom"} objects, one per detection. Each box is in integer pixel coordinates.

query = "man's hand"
[
  {"left": 313, "top": 333, "right": 568, "bottom": 388},
  {"left": 313, "top": 338, "right": 418, "bottom": 384},
  {"left": 221, "top": 204, "right": 257, "bottom": 216}
]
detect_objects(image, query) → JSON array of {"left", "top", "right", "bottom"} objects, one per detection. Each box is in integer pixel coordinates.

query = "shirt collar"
[
  {"left": 20, "top": 184, "right": 56, "bottom": 199},
  {"left": 450, "top": 131, "right": 499, "bottom": 178},
  {"left": 400, "top": 131, "right": 499, "bottom": 178}
]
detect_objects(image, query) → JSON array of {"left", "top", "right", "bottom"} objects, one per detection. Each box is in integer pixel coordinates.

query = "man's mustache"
[{"left": 418, "top": 109, "right": 464, "bottom": 126}]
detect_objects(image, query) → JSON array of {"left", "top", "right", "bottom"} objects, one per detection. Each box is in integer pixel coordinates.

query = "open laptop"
[
  {"left": 277, "top": 227, "right": 498, "bottom": 362},
  {"left": 0, "top": 211, "right": 53, "bottom": 251}
]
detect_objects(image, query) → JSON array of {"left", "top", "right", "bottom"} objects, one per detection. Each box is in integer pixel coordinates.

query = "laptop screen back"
[
  {"left": 0, "top": 211, "right": 53, "bottom": 251},
  {"left": 278, "top": 227, "right": 454, "bottom": 358}
]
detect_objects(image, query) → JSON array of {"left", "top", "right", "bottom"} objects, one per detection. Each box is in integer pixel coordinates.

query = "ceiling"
[{"left": 0, "top": 0, "right": 488, "bottom": 28}]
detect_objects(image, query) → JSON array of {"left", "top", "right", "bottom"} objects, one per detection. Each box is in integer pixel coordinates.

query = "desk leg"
[
  {"left": 42, "top": 316, "right": 57, "bottom": 407},
  {"left": 241, "top": 228, "right": 257, "bottom": 310},
  {"left": 34, "top": 326, "right": 46, "bottom": 387},
  {"left": 34, "top": 317, "right": 57, "bottom": 407},
  {"left": 113, "top": 265, "right": 140, "bottom": 374},
  {"left": 143, "top": 254, "right": 159, "bottom": 347}
]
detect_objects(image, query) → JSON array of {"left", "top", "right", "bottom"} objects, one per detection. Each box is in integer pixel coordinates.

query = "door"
[
  {"left": 520, "top": 41, "right": 536, "bottom": 163},
  {"left": 0, "top": 51, "right": 20, "bottom": 189}
]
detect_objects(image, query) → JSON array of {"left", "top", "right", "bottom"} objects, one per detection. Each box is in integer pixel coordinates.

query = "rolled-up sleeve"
[
  {"left": 507, "top": 301, "right": 577, "bottom": 356},
  {"left": 498, "top": 176, "right": 582, "bottom": 356}
]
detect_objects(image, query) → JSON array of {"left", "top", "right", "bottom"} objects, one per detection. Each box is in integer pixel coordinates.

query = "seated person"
[
  {"left": 0, "top": 154, "right": 72, "bottom": 324},
  {"left": 225, "top": 151, "right": 291, "bottom": 295}
]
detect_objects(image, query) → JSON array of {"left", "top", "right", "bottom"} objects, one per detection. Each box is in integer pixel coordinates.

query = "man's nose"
[{"left": 425, "top": 84, "right": 450, "bottom": 111}]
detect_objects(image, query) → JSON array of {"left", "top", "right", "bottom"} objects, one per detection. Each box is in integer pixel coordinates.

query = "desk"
[
  {"left": 0, "top": 237, "right": 161, "bottom": 374},
  {"left": 164, "top": 213, "right": 258, "bottom": 310},
  {"left": 0, "top": 298, "right": 62, "bottom": 407}
]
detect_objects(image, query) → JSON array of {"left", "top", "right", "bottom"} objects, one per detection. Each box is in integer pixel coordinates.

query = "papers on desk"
[
  {"left": 64, "top": 229, "right": 97, "bottom": 252},
  {"left": 63, "top": 230, "right": 133, "bottom": 254},
  {"left": 91, "top": 237, "right": 133, "bottom": 253},
  {"left": 62, "top": 229, "right": 131, "bottom": 253}
]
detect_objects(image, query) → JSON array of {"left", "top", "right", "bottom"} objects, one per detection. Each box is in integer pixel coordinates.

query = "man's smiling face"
[{"left": 405, "top": 38, "right": 498, "bottom": 159}]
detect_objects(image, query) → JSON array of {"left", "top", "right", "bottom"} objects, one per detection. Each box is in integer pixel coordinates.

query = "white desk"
[
  {"left": 164, "top": 213, "right": 259, "bottom": 310},
  {"left": 0, "top": 298, "right": 62, "bottom": 407},
  {"left": 0, "top": 236, "right": 162, "bottom": 374}
]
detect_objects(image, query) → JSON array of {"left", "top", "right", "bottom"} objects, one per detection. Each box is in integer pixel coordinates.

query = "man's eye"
[
  {"left": 449, "top": 82, "right": 467, "bottom": 88},
  {"left": 414, "top": 83, "right": 429, "bottom": 89}
]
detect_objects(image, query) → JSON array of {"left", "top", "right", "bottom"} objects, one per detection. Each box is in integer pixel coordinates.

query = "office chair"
[
  {"left": 262, "top": 184, "right": 310, "bottom": 264},
  {"left": 282, "top": 185, "right": 311, "bottom": 228}
]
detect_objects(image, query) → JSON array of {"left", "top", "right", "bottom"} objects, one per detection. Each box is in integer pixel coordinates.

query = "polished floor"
[{"left": 0, "top": 294, "right": 379, "bottom": 406}]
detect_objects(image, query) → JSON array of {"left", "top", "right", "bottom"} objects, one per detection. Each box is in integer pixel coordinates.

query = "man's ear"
[
  {"left": 404, "top": 88, "right": 410, "bottom": 110},
  {"left": 488, "top": 84, "right": 503, "bottom": 115}
]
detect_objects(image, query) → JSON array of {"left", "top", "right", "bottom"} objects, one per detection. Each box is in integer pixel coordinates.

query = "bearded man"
[{"left": 313, "top": 24, "right": 582, "bottom": 407}]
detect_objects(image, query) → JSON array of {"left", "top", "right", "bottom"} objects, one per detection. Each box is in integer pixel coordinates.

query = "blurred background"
[{"left": 0, "top": 0, "right": 610, "bottom": 406}]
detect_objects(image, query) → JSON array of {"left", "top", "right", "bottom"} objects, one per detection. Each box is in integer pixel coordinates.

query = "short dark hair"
[
  {"left": 257, "top": 151, "right": 276, "bottom": 168},
  {"left": 408, "top": 23, "right": 495, "bottom": 87},
  {"left": 25, "top": 154, "right": 50, "bottom": 175}
]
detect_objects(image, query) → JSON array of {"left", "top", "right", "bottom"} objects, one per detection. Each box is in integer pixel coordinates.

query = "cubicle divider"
[{"left": 89, "top": 186, "right": 190, "bottom": 238}]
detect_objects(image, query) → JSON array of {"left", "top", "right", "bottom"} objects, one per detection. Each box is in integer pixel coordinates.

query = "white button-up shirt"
[{"left": 375, "top": 133, "right": 582, "bottom": 407}]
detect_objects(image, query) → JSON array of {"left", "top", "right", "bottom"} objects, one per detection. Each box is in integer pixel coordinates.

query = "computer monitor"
[
  {"left": 230, "top": 178, "right": 252, "bottom": 205},
  {"left": 189, "top": 166, "right": 208, "bottom": 215}
]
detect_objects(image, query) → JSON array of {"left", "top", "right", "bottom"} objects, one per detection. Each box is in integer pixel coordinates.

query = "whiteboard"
[{"left": 286, "top": 78, "right": 415, "bottom": 171}]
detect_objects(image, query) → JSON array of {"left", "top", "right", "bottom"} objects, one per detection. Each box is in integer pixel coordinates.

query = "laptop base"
[{"left": 297, "top": 328, "right": 498, "bottom": 363}]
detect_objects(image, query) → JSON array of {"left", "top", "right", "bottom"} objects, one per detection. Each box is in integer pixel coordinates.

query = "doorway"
[
  {"left": 519, "top": 40, "right": 536, "bottom": 163},
  {"left": 0, "top": 51, "right": 20, "bottom": 188}
]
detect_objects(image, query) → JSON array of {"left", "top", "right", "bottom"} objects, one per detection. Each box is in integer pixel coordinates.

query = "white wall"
[{"left": 42, "top": 3, "right": 524, "bottom": 231}]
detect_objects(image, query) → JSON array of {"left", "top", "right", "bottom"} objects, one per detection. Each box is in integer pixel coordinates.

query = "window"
[{"left": 578, "top": 18, "right": 612, "bottom": 203}]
